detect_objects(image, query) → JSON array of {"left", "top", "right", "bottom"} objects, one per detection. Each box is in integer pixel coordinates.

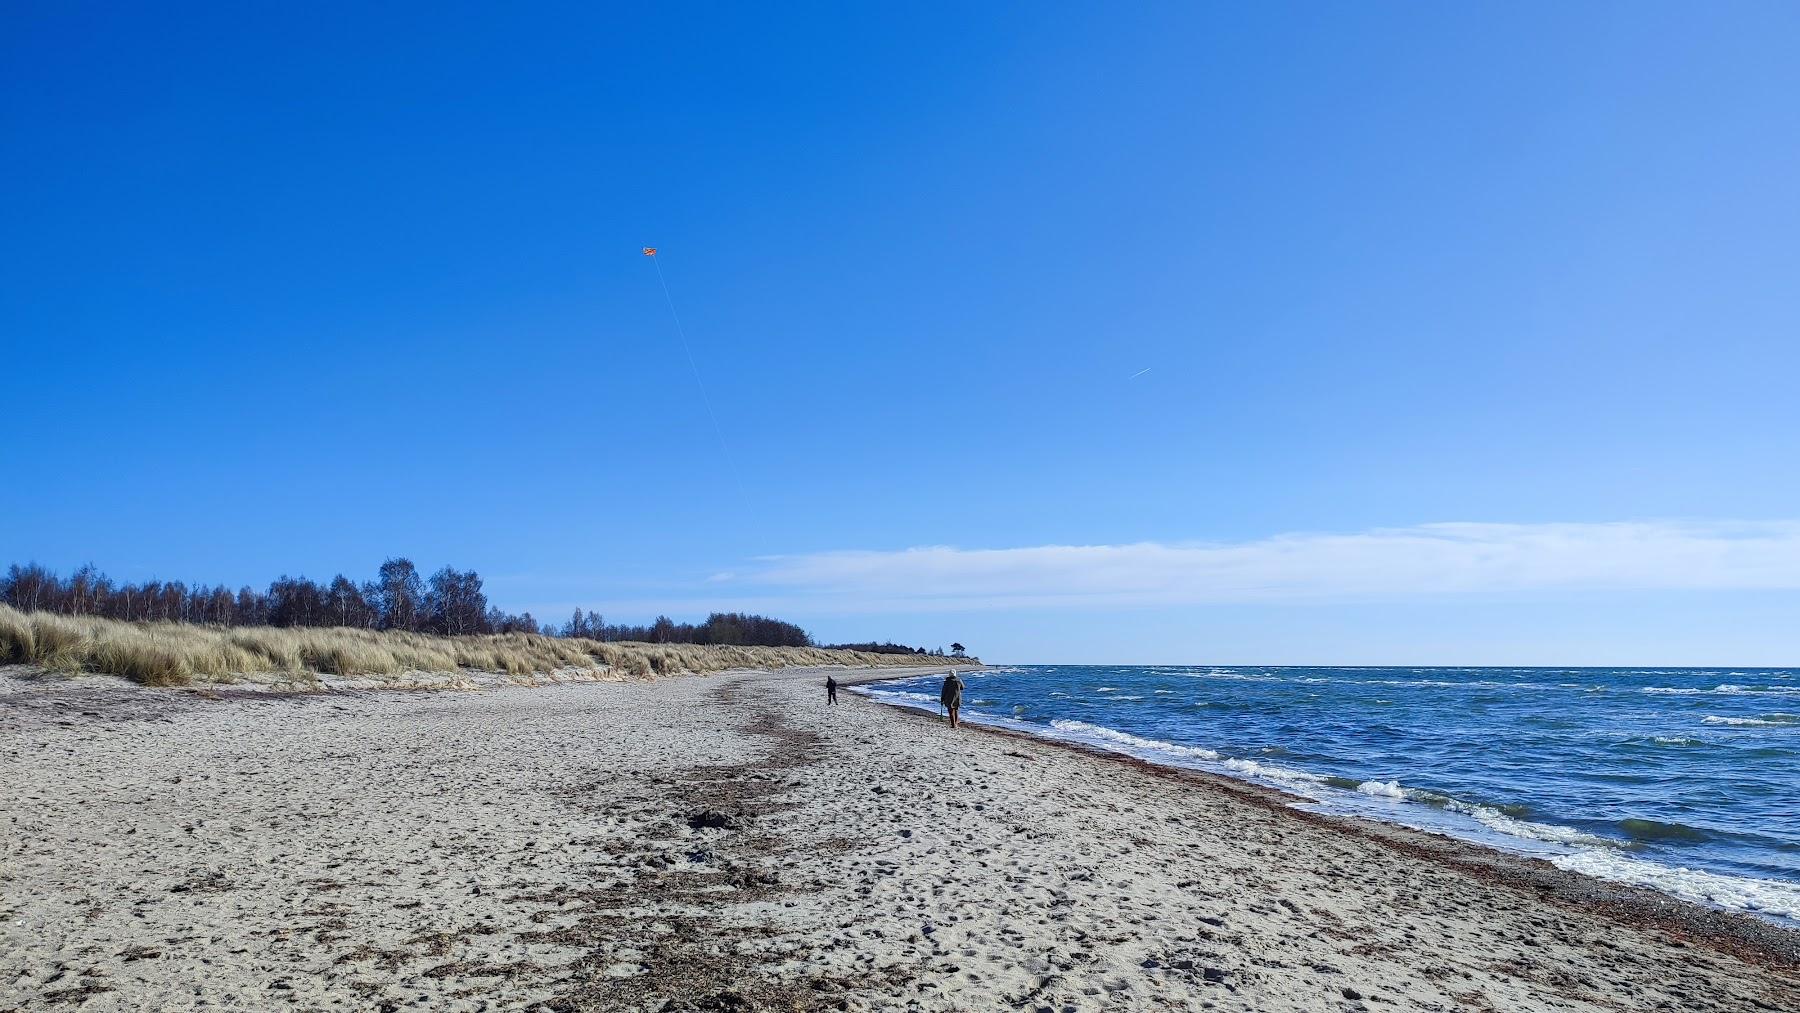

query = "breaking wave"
[
  {"left": 1552, "top": 852, "right": 1800, "bottom": 920},
  {"left": 1044, "top": 719, "right": 1222, "bottom": 762},
  {"left": 1701, "top": 714, "right": 1799, "bottom": 728}
]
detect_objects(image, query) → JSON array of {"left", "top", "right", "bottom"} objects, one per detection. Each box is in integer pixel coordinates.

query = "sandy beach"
[{"left": 4, "top": 665, "right": 1797, "bottom": 1012}]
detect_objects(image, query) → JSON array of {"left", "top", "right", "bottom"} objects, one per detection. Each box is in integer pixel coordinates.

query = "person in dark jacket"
[
  {"left": 826, "top": 674, "right": 839, "bottom": 704},
  {"left": 940, "top": 670, "right": 966, "bottom": 728}
]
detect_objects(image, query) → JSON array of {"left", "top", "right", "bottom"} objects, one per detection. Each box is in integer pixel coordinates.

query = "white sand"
[{"left": 3, "top": 665, "right": 1796, "bottom": 1012}]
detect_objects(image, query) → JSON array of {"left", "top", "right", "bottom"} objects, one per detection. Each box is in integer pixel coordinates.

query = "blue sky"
[{"left": 5, "top": 3, "right": 1799, "bottom": 664}]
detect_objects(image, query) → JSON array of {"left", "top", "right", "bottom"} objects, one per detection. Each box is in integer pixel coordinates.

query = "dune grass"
[{"left": 0, "top": 604, "right": 965, "bottom": 688}]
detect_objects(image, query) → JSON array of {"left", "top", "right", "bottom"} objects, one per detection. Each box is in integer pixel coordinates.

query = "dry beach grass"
[{"left": 0, "top": 604, "right": 961, "bottom": 688}]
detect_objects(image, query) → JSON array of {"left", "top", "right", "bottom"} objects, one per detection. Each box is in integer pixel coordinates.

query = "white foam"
[
  {"left": 1182, "top": 670, "right": 1282, "bottom": 682},
  {"left": 1645, "top": 685, "right": 1798, "bottom": 696},
  {"left": 1217, "top": 756, "right": 1329, "bottom": 790},
  {"left": 1034, "top": 719, "right": 1376, "bottom": 796},
  {"left": 869, "top": 690, "right": 940, "bottom": 705},
  {"left": 1701, "top": 714, "right": 1798, "bottom": 727},
  {"left": 1363, "top": 678, "right": 1489, "bottom": 689},
  {"left": 1356, "top": 779, "right": 1407, "bottom": 799},
  {"left": 1553, "top": 851, "right": 1800, "bottom": 919},
  {"left": 1042, "top": 720, "right": 1331, "bottom": 793},
  {"left": 1045, "top": 720, "right": 1222, "bottom": 761},
  {"left": 1443, "top": 802, "right": 1621, "bottom": 848}
]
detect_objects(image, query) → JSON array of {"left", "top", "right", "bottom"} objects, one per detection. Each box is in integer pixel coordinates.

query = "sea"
[{"left": 857, "top": 665, "right": 1800, "bottom": 925}]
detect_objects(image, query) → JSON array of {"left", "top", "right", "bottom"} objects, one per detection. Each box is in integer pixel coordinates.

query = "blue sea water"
[{"left": 859, "top": 665, "right": 1800, "bottom": 924}]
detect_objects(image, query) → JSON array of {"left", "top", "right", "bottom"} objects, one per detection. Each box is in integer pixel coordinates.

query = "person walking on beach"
[
  {"left": 826, "top": 674, "right": 839, "bottom": 705},
  {"left": 940, "top": 669, "right": 966, "bottom": 728}
]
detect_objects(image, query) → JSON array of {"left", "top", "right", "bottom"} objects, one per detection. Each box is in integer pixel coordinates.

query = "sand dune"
[{"left": 0, "top": 604, "right": 958, "bottom": 688}]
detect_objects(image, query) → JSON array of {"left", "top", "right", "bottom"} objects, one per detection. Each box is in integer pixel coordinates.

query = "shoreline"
[
  {"left": 859, "top": 685, "right": 1800, "bottom": 970},
  {"left": 5, "top": 666, "right": 1797, "bottom": 1011},
  {"left": 855, "top": 666, "right": 1800, "bottom": 934}
]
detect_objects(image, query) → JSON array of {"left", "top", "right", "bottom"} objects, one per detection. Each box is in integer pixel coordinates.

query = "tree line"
[
  {"left": 820, "top": 641, "right": 934, "bottom": 656},
  {"left": 1, "top": 560, "right": 818, "bottom": 647},
  {"left": 558, "top": 608, "right": 810, "bottom": 647}
]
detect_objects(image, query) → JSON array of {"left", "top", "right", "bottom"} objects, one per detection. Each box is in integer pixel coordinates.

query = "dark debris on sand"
[{"left": 522, "top": 682, "right": 909, "bottom": 1013}]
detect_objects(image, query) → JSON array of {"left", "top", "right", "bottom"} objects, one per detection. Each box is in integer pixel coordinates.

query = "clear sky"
[{"left": 6, "top": 3, "right": 1799, "bottom": 664}]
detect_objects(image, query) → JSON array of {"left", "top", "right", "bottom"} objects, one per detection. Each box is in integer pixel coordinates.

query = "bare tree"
[
  {"left": 426, "top": 567, "right": 488, "bottom": 636},
  {"left": 325, "top": 575, "right": 374, "bottom": 629},
  {"left": 373, "top": 558, "right": 424, "bottom": 631}
]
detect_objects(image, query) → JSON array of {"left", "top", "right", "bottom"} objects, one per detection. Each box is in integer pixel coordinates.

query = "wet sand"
[{"left": 3, "top": 665, "right": 1797, "bottom": 1011}]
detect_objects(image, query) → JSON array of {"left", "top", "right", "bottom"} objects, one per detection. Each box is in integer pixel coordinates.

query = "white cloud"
[{"left": 731, "top": 520, "right": 1800, "bottom": 610}]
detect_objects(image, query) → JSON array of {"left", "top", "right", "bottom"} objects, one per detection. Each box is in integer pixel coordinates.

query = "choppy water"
[{"left": 859, "top": 665, "right": 1800, "bottom": 924}]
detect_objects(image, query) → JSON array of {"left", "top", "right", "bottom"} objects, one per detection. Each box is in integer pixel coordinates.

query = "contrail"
[
  {"left": 1129, "top": 367, "right": 1152, "bottom": 379},
  {"left": 645, "top": 248, "right": 744, "bottom": 497}
]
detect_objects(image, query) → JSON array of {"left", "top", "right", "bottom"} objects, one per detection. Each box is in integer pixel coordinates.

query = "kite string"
[{"left": 650, "top": 254, "right": 743, "bottom": 494}]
